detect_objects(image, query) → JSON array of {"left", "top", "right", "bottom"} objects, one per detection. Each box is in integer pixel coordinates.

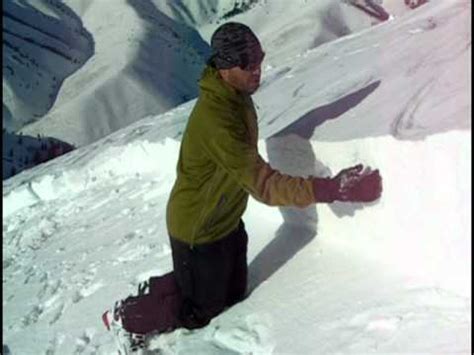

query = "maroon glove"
[
  {"left": 341, "top": 167, "right": 382, "bottom": 202},
  {"left": 312, "top": 177, "right": 340, "bottom": 203},
  {"left": 313, "top": 164, "right": 382, "bottom": 203}
]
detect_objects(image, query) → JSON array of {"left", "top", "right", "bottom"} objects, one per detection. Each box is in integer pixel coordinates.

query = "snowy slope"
[{"left": 3, "top": 0, "right": 471, "bottom": 354}]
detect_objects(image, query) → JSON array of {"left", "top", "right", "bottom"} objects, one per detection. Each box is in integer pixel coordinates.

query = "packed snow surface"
[{"left": 3, "top": 0, "right": 471, "bottom": 354}]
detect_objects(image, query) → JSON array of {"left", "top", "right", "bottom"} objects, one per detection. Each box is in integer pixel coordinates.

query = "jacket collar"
[{"left": 199, "top": 66, "right": 247, "bottom": 105}]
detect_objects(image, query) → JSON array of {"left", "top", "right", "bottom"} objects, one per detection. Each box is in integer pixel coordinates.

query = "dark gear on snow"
[
  {"left": 208, "top": 22, "right": 265, "bottom": 70},
  {"left": 117, "top": 221, "right": 248, "bottom": 334},
  {"left": 118, "top": 272, "right": 181, "bottom": 335},
  {"left": 171, "top": 220, "right": 248, "bottom": 329}
]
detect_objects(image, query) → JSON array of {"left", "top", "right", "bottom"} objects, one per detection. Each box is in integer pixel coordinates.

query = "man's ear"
[{"left": 218, "top": 69, "right": 229, "bottom": 82}]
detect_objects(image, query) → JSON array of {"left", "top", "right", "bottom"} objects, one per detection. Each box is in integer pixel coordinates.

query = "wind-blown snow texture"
[{"left": 3, "top": 0, "right": 471, "bottom": 354}]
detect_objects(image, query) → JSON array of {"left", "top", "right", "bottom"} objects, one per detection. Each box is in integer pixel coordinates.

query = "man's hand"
[
  {"left": 336, "top": 164, "right": 382, "bottom": 202},
  {"left": 313, "top": 164, "right": 382, "bottom": 203}
]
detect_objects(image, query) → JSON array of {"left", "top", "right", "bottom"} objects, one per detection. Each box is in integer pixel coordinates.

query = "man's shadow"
[
  {"left": 248, "top": 136, "right": 323, "bottom": 293},
  {"left": 248, "top": 81, "right": 380, "bottom": 293}
]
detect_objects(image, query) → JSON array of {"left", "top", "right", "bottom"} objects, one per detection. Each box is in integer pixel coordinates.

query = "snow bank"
[{"left": 3, "top": 138, "right": 180, "bottom": 218}]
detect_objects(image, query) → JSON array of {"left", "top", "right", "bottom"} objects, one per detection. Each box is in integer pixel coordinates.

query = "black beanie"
[{"left": 208, "top": 22, "right": 264, "bottom": 70}]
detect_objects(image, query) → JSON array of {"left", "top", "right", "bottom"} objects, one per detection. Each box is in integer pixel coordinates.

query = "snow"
[{"left": 3, "top": 0, "right": 471, "bottom": 354}]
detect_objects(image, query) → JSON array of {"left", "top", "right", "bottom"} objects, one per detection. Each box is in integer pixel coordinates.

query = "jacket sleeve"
[{"left": 200, "top": 112, "right": 316, "bottom": 208}]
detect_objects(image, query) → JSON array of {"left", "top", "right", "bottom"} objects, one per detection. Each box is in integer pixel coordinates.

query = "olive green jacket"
[{"left": 166, "top": 66, "right": 315, "bottom": 245}]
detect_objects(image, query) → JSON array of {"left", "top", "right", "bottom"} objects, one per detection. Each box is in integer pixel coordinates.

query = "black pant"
[
  {"left": 171, "top": 220, "right": 248, "bottom": 329},
  {"left": 120, "top": 220, "right": 248, "bottom": 334}
]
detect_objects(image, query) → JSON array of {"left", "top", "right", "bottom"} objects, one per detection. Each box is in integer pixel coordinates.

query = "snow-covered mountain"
[
  {"left": 3, "top": 0, "right": 94, "bottom": 131},
  {"left": 3, "top": 0, "right": 471, "bottom": 354},
  {"left": 4, "top": 0, "right": 404, "bottom": 148},
  {"left": 5, "top": 0, "right": 211, "bottom": 147}
]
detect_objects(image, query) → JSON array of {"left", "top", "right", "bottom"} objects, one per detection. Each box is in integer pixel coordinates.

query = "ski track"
[{"left": 391, "top": 76, "right": 436, "bottom": 139}]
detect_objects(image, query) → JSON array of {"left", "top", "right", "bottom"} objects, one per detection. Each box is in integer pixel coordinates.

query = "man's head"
[{"left": 208, "top": 22, "right": 265, "bottom": 95}]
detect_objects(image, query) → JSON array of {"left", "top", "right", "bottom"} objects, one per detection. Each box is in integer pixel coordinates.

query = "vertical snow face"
[{"left": 2, "top": 0, "right": 94, "bottom": 130}]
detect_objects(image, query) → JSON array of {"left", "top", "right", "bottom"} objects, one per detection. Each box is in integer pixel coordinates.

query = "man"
[{"left": 103, "top": 22, "right": 382, "bottom": 352}]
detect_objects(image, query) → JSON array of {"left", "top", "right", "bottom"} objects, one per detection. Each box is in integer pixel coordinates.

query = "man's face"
[{"left": 220, "top": 61, "right": 262, "bottom": 95}]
